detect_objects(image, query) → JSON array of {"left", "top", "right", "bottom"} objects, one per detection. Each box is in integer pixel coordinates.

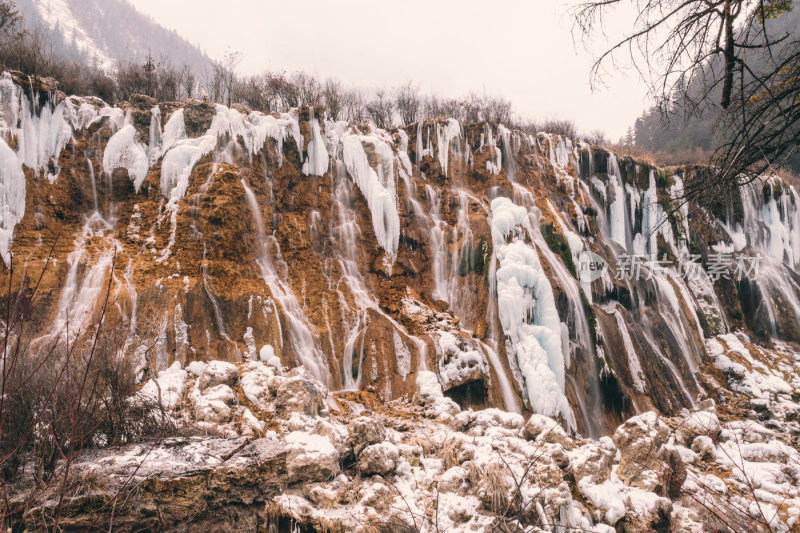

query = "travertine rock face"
[{"left": 2, "top": 71, "right": 800, "bottom": 442}]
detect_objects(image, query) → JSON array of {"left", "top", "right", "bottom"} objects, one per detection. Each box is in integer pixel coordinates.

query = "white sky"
[{"left": 129, "top": 0, "right": 650, "bottom": 139}]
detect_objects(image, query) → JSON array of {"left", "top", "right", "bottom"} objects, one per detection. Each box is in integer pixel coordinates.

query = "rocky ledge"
[{"left": 7, "top": 330, "right": 800, "bottom": 532}]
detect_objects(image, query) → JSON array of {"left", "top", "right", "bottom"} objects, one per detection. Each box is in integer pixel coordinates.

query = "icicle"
[
  {"left": 0, "top": 139, "right": 26, "bottom": 265},
  {"left": 490, "top": 196, "right": 575, "bottom": 429}
]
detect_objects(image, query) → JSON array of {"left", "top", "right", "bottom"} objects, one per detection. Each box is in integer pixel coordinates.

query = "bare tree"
[
  {"left": 584, "top": 128, "right": 610, "bottom": 146},
  {"left": 235, "top": 74, "right": 270, "bottom": 112},
  {"left": 221, "top": 48, "right": 242, "bottom": 107},
  {"left": 201, "top": 63, "right": 225, "bottom": 103},
  {"left": 323, "top": 79, "right": 345, "bottom": 120},
  {"left": 0, "top": 0, "right": 21, "bottom": 48},
  {"left": 293, "top": 71, "right": 322, "bottom": 108},
  {"left": 179, "top": 63, "right": 196, "bottom": 100},
  {"left": 572, "top": 0, "right": 800, "bottom": 205},
  {"left": 462, "top": 92, "right": 484, "bottom": 123},
  {"left": 394, "top": 81, "right": 421, "bottom": 125},
  {"left": 265, "top": 70, "right": 299, "bottom": 110},
  {"left": 342, "top": 88, "right": 366, "bottom": 122},
  {"left": 366, "top": 88, "right": 395, "bottom": 129}
]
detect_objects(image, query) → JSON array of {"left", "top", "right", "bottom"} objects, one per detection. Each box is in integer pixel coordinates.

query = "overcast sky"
[{"left": 129, "top": 0, "right": 648, "bottom": 139}]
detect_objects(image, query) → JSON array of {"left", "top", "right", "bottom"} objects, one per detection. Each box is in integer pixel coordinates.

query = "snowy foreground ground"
[{"left": 10, "top": 331, "right": 800, "bottom": 532}]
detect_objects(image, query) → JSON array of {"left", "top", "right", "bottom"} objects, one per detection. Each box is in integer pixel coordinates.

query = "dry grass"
[{"left": 480, "top": 462, "right": 512, "bottom": 514}]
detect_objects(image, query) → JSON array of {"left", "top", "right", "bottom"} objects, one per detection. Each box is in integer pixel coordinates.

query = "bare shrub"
[
  {"left": 538, "top": 118, "right": 578, "bottom": 139},
  {"left": 0, "top": 251, "right": 170, "bottom": 530},
  {"left": 583, "top": 129, "right": 610, "bottom": 146},
  {"left": 480, "top": 462, "right": 512, "bottom": 514}
]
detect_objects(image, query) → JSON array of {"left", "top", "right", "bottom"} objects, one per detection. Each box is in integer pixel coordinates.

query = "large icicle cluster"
[
  {"left": 104, "top": 124, "right": 150, "bottom": 190},
  {"left": 491, "top": 196, "right": 574, "bottom": 428},
  {"left": 0, "top": 72, "right": 76, "bottom": 263},
  {"left": 0, "top": 140, "right": 25, "bottom": 265},
  {"left": 338, "top": 130, "right": 400, "bottom": 260}
]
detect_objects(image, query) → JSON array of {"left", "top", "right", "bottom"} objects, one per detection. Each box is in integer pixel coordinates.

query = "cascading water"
[
  {"left": 241, "top": 179, "right": 329, "bottom": 385},
  {"left": 47, "top": 211, "right": 128, "bottom": 347},
  {"left": 86, "top": 153, "right": 98, "bottom": 213}
]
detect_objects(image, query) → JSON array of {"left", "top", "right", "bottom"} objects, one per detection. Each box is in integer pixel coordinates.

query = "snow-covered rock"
[
  {"left": 613, "top": 411, "right": 671, "bottom": 492},
  {"left": 452, "top": 408, "right": 524, "bottom": 434},
  {"left": 197, "top": 360, "right": 239, "bottom": 390},
  {"left": 285, "top": 432, "right": 339, "bottom": 483},
  {"left": 348, "top": 416, "right": 386, "bottom": 454},
  {"left": 358, "top": 442, "right": 399, "bottom": 475},
  {"left": 275, "top": 367, "right": 328, "bottom": 417},
  {"left": 239, "top": 361, "right": 275, "bottom": 411},
  {"left": 676, "top": 407, "right": 721, "bottom": 445},
  {"left": 521, "top": 413, "right": 572, "bottom": 448},
  {"left": 138, "top": 362, "right": 187, "bottom": 410},
  {"left": 691, "top": 435, "right": 715, "bottom": 460},
  {"left": 193, "top": 384, "right": 236, "bottom": 423},
  {"left": 569, "top": 442, "right": 614, "bottom": 484},
  {"left": 416, "top": 370, "right": 460, "bottom": 418}
]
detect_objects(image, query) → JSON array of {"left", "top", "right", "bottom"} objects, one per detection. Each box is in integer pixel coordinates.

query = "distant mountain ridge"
[
  {"left": 631, "top": 2, "right": 800, "bottom": 172},
  {"left": 11, "top": 0, "right": 214, "bottom": 72}
]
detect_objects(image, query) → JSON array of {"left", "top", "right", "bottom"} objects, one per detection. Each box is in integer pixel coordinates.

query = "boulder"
[
  {"left": 138, "top": 362, "right": 187, "bottom": 410},
  {"left": 521, "top": 413, "right": 564, "bottom": 441},
  {"left": 660, "top": 447, "right": 687, "bottom": 499},
  {"left": 239, "top": 361, "right": 275, "bottom": 410},
  {"left": 677, "top": 408, "right": 720, "bottom": 445},
  {"left": 208, "top": 438, "right": 286, "bottom": 502},
  {"left": 285, "top": 432, "right": 339, "bottom": 483},
  {"left": 613, "top": 412, "right": 670, "bottom": 492},
  {"left": 348, "top": 417, "right": 387, "bottom": 454},
  {"left": 198, "top": 361, "right": 239, "bottom": 391},
  {"left": 569, "top": 442, "right": 614, "bottom": 484},
  {"left": 358, "top": 442, "right": 399, "bottom": 475},
  {"left": 691, "top": 435, "right": 715, "bottom": 461},
  {"left": 438, "top": 466, "right": 468, "bottom": 494},
  {"left": 275, "top": 367, "right": 328, "bottom": 418},
  {"left": 416, "top": 371, "right": 460, "bottom": 418},
  {"left": 548, "top": 443, "right": 571, "bottom": 470},
  {"left": 452, "top": 408, "right": 524, "bottom": 434},
  {"left": 194, "top": 384, "right": 236, "bottom": 423},
  {"left": 312, "top": 419, "right": 350, "bottom": 456},
  {"left": 521, "top": 414, "right": 573, "bottom": 449},
  {"left": 616, "top": 495, "right": 673, "bottom": 533}
]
